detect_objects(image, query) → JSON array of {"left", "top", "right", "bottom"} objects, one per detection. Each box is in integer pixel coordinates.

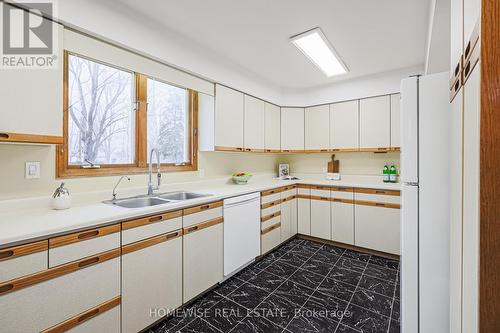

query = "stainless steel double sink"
[{"left": 103, "top": 191, "right": 211, "bottom": 208}]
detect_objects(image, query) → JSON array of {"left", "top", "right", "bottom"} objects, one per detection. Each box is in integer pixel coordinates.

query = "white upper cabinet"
[
  {"left": 390, "top": 94, "right": 401, "bottom": 148},
  {"left": 215, "top": 84, "right": 244, "bottom": 150},
  {"left": 463, "top": 0, "right": 480, "bottom": 48},
  {"left": 281, "top": 107, "right": 304, "bottom": 151},
  {"left": 450, "top": 0, "right": 463, "bottom": 80},
  {"left": 0, "top": 18, "right": 63, "bottom": 144},
  {"left": 305, "top": 105, "right": 330, "bottom": 151},
  {"left": 359, "top": 95, "right": 391, "bottom": 149},
  {"left": 264, "top": 103, "right": 281, "bottom": 151},
  {"left": 330, "top": 100, "right": 359, "bottom": 150},
  {"left": 244, "top": 95, "right": 265, "bottom": 151}
]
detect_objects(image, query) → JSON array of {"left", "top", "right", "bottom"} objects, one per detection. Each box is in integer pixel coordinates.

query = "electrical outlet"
[{"left": 25, "top": 161, "right": 40, "bottom": 179}]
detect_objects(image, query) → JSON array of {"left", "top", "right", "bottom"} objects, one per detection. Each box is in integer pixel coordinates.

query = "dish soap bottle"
[
  {"left": 383, "top": 163, "right": 390, "bottom": 183},
  {"left": 389, "top": 163, "right": 397, "bottom": 183}
]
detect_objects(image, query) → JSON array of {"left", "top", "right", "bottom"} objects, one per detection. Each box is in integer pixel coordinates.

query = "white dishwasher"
[{"left": 223, "top": 192, "right": 261, "bottom": 276}]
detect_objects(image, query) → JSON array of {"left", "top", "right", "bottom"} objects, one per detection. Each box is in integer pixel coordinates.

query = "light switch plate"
[{"left": 25, "top": 161, "right": 40, "bottom": 179}]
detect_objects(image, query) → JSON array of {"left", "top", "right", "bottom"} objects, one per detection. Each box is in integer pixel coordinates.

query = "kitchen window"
[{"left": 57, "top": 52, "right": 198, "bottom": 178}]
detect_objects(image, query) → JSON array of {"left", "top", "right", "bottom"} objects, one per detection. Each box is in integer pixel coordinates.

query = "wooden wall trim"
[
  {"left": 0, "top": 248, "right": 120, "bottom": 296},
  {"left": 49, "top": 224, "right": 120, "bottom": 248},
  {"left": 41, "top": 296, "right": 121, "bottom": 333},
  {"left": 0, "top": 240, "right": 48, "bottom": 262},
  {"left": 480, "top": 1, "right": 500, "bottom": 331}
]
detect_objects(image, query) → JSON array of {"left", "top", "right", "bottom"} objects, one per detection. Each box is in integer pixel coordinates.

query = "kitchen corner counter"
[{"left": 0, "top": 174, "right": 400, "bottom": 248}]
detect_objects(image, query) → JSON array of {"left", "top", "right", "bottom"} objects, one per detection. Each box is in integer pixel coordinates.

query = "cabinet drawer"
[
  {"left": 0, "top": 250, "right": 120, "bottom": 333},
  {"left": 281, "top": 188, "right": 296, "bottom": 199},
  {"left": 49, "top": 225, "right": 120, "bottom": 267},
  {"left": 297, "top": 185, "right": 311, "bottom": 196},
  {"left": 122, "top": 211, "right": 182, "bottom": 245},
  {"left": 355, "top": 205, "right": 400, "bottom": 254},
  {"left": 354, "top": 189, "right": 401, "bottom": 205},
  {"left": 261, "top": 191, "right": 281, "bottom": 204},
  {"left": 42, "top": 297, "right": 121, "bottom": 333},
  {"left": 261, "top": 201, "right": 280, "bottom": 216},
  {"left": 183, "top": 221, "right": 223, "bottom": 302},
  {"left": 261, "top": 223, "right": 281, "bottom": 254},
  {"left": 183, "top": 202, "right": 223, "bottom": 227},
  {"left": 331, "top": 187, "right": 354, "bottom": 200},
  {"left": 0, "top": 240, "right": 48, "bottom": 282},
  {"left": 261, "top": 214, "right": 281, "bottom": 230},
  {"left": 122, "top": 231, "right": 182, "bottom": 333}
]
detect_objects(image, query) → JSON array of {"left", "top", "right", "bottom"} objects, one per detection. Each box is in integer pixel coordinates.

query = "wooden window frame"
[{"left": 57, "top": 51, "right": 198, "bottom": 178}]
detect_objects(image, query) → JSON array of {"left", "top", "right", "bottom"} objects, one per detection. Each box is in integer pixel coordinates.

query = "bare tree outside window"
[
  {"left": 67, "top": 54, "right": 135, "bottom": 165},
  {"left": 147, "top": 78, "right": 189, "bottom": 164}
]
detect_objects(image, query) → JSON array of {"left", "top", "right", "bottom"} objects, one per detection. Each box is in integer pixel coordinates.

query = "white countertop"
[{"left": 0, "top": 174, "right": 400, "bottom": 248}]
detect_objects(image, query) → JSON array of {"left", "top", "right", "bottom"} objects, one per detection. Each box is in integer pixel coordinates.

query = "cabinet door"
[
  {"left": 330, "top": 100, "right": 359, "bottom": 150},
  {"left": 122, "top": 232, "right": 182, "bottom": 333},
  {"left": 359, "top": 96, "right": 391, "bottom": 149},
  {"left": 450, "top": 0, "right": 463, "bottom": 82},
  {"left": 215, "top": 84, "right": 244, "bottom": 149},
  {"left": 390, "top": 94, "right": 401, "bottom": 148},
  {"left": 305, "top": 105, "right": 330, "bottom": 151},
  {"left": 355, "top": 204, "right": 400, "bottom": 254},
  {"left": 297, "top": 197, "right": 311, "bottom": 235},
  {"left": 449, "top": 88, "right": 463, "bottom": 333},
  {"left": 0, "top": 16, "right": 63, "bottom": 142},
  {"left": 280, "top": 200, "right": 291, "bottom": 242},
  {"left": 264, "top": 103, "right": 281, "bottom": 151},
  {"left": 244, "top": 95, "right": 265, "bottom": 151},
  {"left": 281, "top": 107, "right": 304, "bottom": 151},
  {"left": 462, "top": 65, "right": 480, "bottom": 333},
  {"left": 290, "top": 197, "right": 298, "bottom": 237},
  {"left": 183, "top": 223, "right": 223, "bottom": 302},
  {"left": 311, "top": 199, "right": 331, "bottom": 240},
  {"left": 331, "top": 201, "right": 354, "bottom": 245}
]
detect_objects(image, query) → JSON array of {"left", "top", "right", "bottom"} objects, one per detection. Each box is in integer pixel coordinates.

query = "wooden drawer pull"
[
  {"left": 77, "top": 230, "right": 99, "bottom": 240},
  {"left": 333, "top": 198, "right": 341, "bottom": 202},
  {"left": 78, "top": 256, "right": 100, "bottom": 268},
  {"left": 149, "top": 216, "right": 163, "bottom": 223},
  {"left": 375, "top": 203, "right": 386, "bottom": 207},
  {"left": 200, "top": 204, "right": 210, "bottom": 210},
  {"left": 0, "top": 250, "right": 14, "bottom": 259},
  {"left": 166, "top": 231, "right": 180, "bottom": 240},
  {"left": 464, "top": 60, "right": 471, "bottom": 78},
  {"left": 375, "top": 190, "right": 385, "bottom": 194},
  {"left": 187, "top": 226, "right": 198, "bottom": 233},
  {"left": 78, "top": 308, "right": 100, "bottom": 322},
  {"left": 320, "top": 197, "right": 329, "bottom": 201},
  {"left": 0, "top": 133, "right": 9, "bottom": 139},
  {"left": 464, "top": 41, "right": 471, "bottom": 60},
  {"left": 454, "top": 62, "right": 460, "bottom": 77},
  {"left": 0, "top": 283, "right": 14, "bottom": 294}
]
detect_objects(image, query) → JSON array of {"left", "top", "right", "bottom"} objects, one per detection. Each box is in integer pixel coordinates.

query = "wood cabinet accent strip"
[
  {"left": 354, "top": 188, "right": 400, "bottom": 196},
  {"left": 244, "top": 148, "right": 265, "bottom": 153},
  {"left": 296, "top": 184, "right": 311, "bottom": 189},
  {"left": 0, "top": 248, "right": 120, "bottom": 296},
  {"left": 183, "top": 216, "right": 223, "bottom": 235},
  {"left": 281, "top": 195, "right": 296, "bottom": 203},
  {"left": 215, "top": 146, "right": 244, "bottom": 152},
  {"left": 310, "top": 185, "right": 331, "bottom": 191},
  {"left": 49, "top": 224, "right": 120, "bottom": 248},
  {"left": 264, "top": 149, "right": 281, "bottom": 153},
  {"left": 261, "top": 199, "right": 282, "bottom": 209},
  {"left": 450, "top": 57, "right": 463, "bottom": 89},
  {"left": 330, "top": 186, "right": 354, "bottom": 192},
  {"left": 261, "top": 188, "right": 283, "bottom": 196},
  {"left": 310, "top": 195, "right": 331, "bottom": 202},
  {"left": 182, "top": 201, "right": 222, "bottom": 216},
  {"left": 331, "top": 148, "right": 360, "bottom": 152},
  {"left": 41, "top": 296, "right": 121, "bottom": 333},
  {"left": 358, "top": 147, "right": 393, "bottom": 152},
  {"left": 261, "top": 222, "right": 281, "bottom": 235},
  {"left": 303, "top": 149, "right": 330, "bottom": 153},
  {"left": 122, "top": 210, "right": 182, "bottom": 231},
  {"left": 261, "top": 211, "right": 281, "bottom": 223},
  {"left": 464, "top": 20, "right": 480, "bottom": 62},
  {"left": 464, "top": 41, "right": 481, "bottom": 84},
  {"left": 122, "top": 229, "right": 182, "bottom": 255},
  {"left": 0, "top": 240, "right": 48, "bottom": 262},
  {"left": 355, "top": 200, "right": 400, "bottom": 209},
  {"left": 0, "top": 132, "right": 63, "bottom": 144},
  {"left": 450, "top": 73, "right": 463, "bottom": 102},
  {"left": 331, "top": 198, "right": 355, "bottom": 204},
  {"left": 296, "top": 194, "right": 311, "bottom": 199}
]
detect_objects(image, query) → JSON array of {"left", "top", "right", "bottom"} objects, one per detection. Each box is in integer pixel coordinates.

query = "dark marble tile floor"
[{"left": 148, "top": 237, "right": 400, "bottom": 333}]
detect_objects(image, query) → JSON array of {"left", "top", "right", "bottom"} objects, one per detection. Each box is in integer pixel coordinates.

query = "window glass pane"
[
  {"left": 68, "top": 54, "right": 135, "bottom": 165},
  {"left": 147, "top": 79, "right": 189, "bottom": 164}
]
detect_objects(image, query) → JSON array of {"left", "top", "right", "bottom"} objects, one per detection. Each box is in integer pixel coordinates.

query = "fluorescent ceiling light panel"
[{"left": 291, "top": 28, "right": 348, "bottom": 77}]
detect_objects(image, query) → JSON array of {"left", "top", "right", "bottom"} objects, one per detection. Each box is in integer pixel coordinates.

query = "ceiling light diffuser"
[{"left": 290, "top": 28, "right": 348, "bottom": 77}]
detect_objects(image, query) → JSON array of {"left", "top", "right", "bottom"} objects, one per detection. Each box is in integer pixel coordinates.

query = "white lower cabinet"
[
  {"left": 121, "top": 231, "right": 183, "bottom": 333},
  {"left": 331, "top": 201, "right": 355, "bottom": 245},
  {"left": 66, "top": 304, "right": 120, "bottom": 333},
  {"left": 183, "top": 221, "right": 223, "bottom": 302},
  {"left": 290, "top": 196, "right": 298, "bottom": 236},
  {"left": 0, "top": 255, "right": 120, "bottom": 333},
  {"left": 261, "top": 224, "right": 281, "bottom": 254},
  {"left": 355, "top": 204, "right": 400, "bottom": 254},
  {"left": 297, "top": 186, "right": 311, "bottom": 235},
  {"left": 310, "top": 198, "right": 331, "bottom": 240},
  {"left": 280, "top": 199, "right": 292, "bottom": 242}
]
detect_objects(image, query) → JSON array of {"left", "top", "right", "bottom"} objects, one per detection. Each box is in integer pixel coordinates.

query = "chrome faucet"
[
  {"left": 148, "top": 148, "right": 161, "bottom": 195},
  {"left": 112, "top": 176, "right": 130, "bottom": 200}
]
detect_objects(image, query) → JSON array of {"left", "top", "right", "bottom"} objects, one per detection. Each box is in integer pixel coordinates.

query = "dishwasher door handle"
[{"left": 224, "top": 197, "right": 260, "bottom": 208}]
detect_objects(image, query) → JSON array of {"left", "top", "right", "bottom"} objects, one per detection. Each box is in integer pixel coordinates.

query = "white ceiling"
[{"left": 103, "top": 0, "right": 431, "bottom": 89}]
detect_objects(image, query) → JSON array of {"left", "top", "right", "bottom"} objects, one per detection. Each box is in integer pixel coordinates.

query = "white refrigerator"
[{"left": 400, "top": 72, "right": 451, "bottom": 333}]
